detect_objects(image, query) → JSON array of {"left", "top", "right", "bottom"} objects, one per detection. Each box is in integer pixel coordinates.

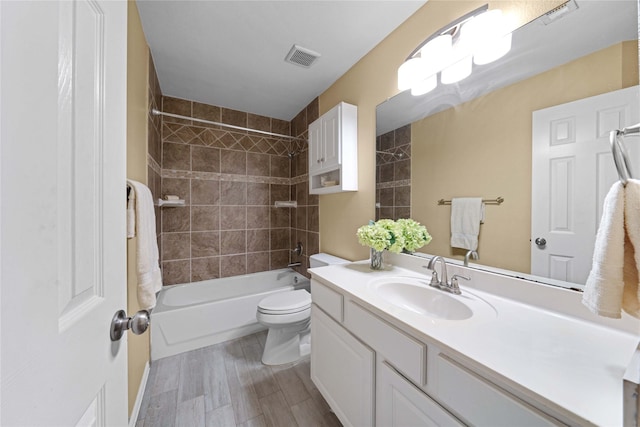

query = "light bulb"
[
  {"left": 461, "top": 9, "right": 512, "bottom": 65},
  {"left": 397, "top": 57, "right": 426, "bottom": 91},
  {"left": 411, "top": 75, "right": 437, "bottom": 96}
]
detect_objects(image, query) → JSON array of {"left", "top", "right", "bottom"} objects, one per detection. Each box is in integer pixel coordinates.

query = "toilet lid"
[{"left": 258, "top": 290, "right": 311, "bottom": 313}]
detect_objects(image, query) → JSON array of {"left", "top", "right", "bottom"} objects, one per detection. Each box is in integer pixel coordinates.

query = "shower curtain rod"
[{"left": 151, "top": 109, "right": 307, "bottom": 142}]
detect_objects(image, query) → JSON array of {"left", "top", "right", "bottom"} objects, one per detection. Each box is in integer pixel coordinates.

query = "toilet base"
[{"left": 261, "top": 319, "right": 310, "bottom": 365}]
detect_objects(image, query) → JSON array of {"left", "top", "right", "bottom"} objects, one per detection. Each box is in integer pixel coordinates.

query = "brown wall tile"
[
  {"left": 220, "top": 181, "right": 247, "bottom": 206},
  {"left": 247, "top": 206, "right": 270, "bottom": 229},
  {"left": 247, "top": 229, "right": 270, "bottom": 252},
  {"left": 247, "top": 182, "right": 270, "bottom": 205},
  {"left": 221, "top": 254, "right": 247, "bottom": 278},
  {"left": 247, "top": 252, "right": 270, "bottom": 274},
  {"left": 271, "top": 207, "right": 290, "bottom": 228},
  {"left": 163, "top": 142, "right": 191, "bottom": 171},
  {"left": 270, "top": 156, "right": 290, "bottom": 178},
  {"left": 307, "top": 232, "right": 319, "bottom": 256},
  {"left": 193, "top": 102, "right": 221, "bottom": 126},
  {"left": 162, "top": 178, "right": 190, "bottom": 203},
  {"left": 221, "top": 108, "right": 247, "bottom": 128},
  {"left": 162, "top": 260, "right": 191, "bottom": 285},
  {"left": 220, "top": 230, "right": 246, "bottom": 255},
  {"left": 308, "top": 206, "right": 319, "bottom": 233},
  {"left": 192, "top": 146, "right": 220, "bottom": 173},
  {"left": 191, "top": 205, "right": 220, "bottom": 231},
  {"left": 191, "top": 257, "right": 220, "bottom": 282},
  {"left": 247, "top": 152, "right": 270, "bottom": 177},
  {"left": 192, "top": 231, "right": 220, "bottom": 257},
  {"left": 270, "top": 250, "right": 289, "bottom": 269},
  {"left": 220, "top": 206, "right": 246, "bottom": 230},
  {"left": 248, "top": 114, "right": 271, "bottom": 133},
  {"left": 395, "top": 186, "right": 411, "bottom": 207},
  {"left": 162, "top": 232, "right": 190, "bottom": 261},
  {"left": 272, "top": 119, "right": 290, "bottom": 136},
  {"left": 162, "top": 97, "right": 192, "bottom": 125},
  {"left": 394, "top": 159, "right": 411, "bottom": 181},
  {"left": 395, "top": 125, "right": 411, "bottom": 147},
  {"left": 270, "top": 228, "right": 290, "bottom": 251},
  {"left": 379, "top": 188, "right": 394, "bottom": 207},
  {"left": 162, "top": 206, "right": 190, "bottom": 232},
  {"left": 270, "top": 184, "right": 290, "bottom": 205},
  {"left": 221, "top": 150, "right": 247, "bottom": 175},
  {"left": 394, "top": 207, "right": 411, "bottom": 219},
  {"left": 191, "top": 179, "right": 220, "bottom": 205},
  {"left": 295, "top": 206, "right": 307, "bottom": 230}
]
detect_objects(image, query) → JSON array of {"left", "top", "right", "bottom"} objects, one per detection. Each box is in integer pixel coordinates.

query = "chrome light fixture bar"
[{"left": 398, "top": 4, "right": 513, "bottom": 96}]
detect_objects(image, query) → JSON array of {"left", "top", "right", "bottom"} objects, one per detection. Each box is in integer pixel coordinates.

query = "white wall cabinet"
[
  {"left": 310, "top": 279, "right": 566, "bottom": 427},
  {"left": 308, "top": 102, "right": 357, "bottom": 194}
]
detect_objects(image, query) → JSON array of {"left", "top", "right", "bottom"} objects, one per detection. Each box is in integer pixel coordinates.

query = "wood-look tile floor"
[{"left": 136, "top": 331, "right": 342, "bottom": 427}]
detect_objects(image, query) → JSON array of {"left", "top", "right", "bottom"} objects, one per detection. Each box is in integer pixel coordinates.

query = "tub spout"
[{"left": 287, "top": 262, "right": 302, "bottom": 268}]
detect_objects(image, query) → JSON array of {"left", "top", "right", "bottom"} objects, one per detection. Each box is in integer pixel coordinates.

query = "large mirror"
[{"left": 376, "top": 0, "right": 639, "bottom": 289}]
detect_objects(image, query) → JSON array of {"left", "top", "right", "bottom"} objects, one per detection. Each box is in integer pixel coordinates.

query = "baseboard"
[{"left": 129, "top": 361, "right": 150, "bottom": 427}]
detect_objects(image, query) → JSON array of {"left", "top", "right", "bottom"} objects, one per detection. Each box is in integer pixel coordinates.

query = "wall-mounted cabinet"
[{"left": 308, "top": 102, "right": 357, "bottom": 195}]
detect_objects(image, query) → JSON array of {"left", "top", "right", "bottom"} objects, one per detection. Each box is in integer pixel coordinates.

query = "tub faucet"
[
  {"left": 287, "top": 262, "right": 302, "bottom": 268},
  {"left": 464, "top": 250, "right": 479, "bottom": 267}
]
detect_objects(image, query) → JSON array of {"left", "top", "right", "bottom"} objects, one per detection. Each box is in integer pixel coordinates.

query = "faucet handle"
[
  {"left": 449, "top": 274, "right": 469, "bottom": 294},
  {"left": 423, "top": 265, "right": 440, "bottom": 287}
]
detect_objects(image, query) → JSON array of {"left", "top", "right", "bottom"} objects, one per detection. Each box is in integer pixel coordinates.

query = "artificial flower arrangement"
[{"left": 357, "top": 218, "right": 432, "bottom": 254}]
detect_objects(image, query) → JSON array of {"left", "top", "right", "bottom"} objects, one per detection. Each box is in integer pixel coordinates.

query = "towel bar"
[{"left": 438, "top": 196, "right": 504, "bottom": 205}]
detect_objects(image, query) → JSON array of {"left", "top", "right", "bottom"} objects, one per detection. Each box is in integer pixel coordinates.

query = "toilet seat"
[{"left": 257, "top": 290, "right": 311, "bottom": 315}]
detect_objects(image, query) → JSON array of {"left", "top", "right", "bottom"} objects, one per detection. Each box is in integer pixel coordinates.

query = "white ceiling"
[{"left": 136, "top": 0, "right": 427, "bottom": 121}]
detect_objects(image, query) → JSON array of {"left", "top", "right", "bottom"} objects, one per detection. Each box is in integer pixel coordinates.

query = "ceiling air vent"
[{"left": 285, "top": 44, "right": 321, "bottom": 68}]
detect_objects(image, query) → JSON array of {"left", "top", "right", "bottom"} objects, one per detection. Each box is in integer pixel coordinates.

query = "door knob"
[
  {"left": 110, "top": 309, "right": 150, "bottom": 342},
  {"left": 534, "top": 237, "right": 547, "bottom": 247}
]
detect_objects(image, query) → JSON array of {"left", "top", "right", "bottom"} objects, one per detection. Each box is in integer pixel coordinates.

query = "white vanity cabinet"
[
  {"left": 308, "top": 101, "right": 357, "bottom": 194},
  {"left": 377, "top": 360, "right": 464, "bottom": 427},
  {"left": 310, "top": 278, "right": 567, "bottom": 427},
  {"left": 310, "top": 306, "right": 375, "bottom": 427}
]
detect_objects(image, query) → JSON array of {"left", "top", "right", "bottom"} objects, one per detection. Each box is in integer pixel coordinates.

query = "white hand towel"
[
  {"left": 127, "top": 179, "right": 163, "bottom": 310},
  {"left": 450, "top": 198, "right": 484, "bottom": 251},
  {"left": 582, "top": 179, "right": 640, "bottom": 319},
  {"left": 126, "top": 186, "right": 135, "bottom": 239}
]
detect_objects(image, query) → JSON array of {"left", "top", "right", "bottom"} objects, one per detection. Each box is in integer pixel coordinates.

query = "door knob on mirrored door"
[
  {"left": 534, "top": 237, "right": 547, "bottom": 247},
  {"left": 110, "top": 309, "right": 150, "bottom": 341}
]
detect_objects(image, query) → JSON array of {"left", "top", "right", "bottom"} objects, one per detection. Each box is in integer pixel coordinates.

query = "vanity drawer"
[
  {"left": 345, "top": 300, "right": 427, "bottom": 386},
  {"left": 437, "top": 355, "right": 562, "bottom": 426},
  {"left": 311, "top": 279, "right": 344, "bottom": 322}
]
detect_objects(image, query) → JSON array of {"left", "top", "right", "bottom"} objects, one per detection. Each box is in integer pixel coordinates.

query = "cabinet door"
[
  {"left": 311, "top": 305, "right": 375, "bottom": 427},
  {"left": 308, "top": 117, "right": 323, "bottom": 173},
  {"left": 378, "top": 361, "right": 464, "bottom": 427},
  {"left": 321, "top": 104, "right": 341, "bottom": 170}
]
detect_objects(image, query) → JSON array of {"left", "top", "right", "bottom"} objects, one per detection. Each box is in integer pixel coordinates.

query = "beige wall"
[
  {"left": 412, "top": 41, "right": 639, "bottom": 273},
  {"left": 126, "top": 0, "right": 150, "bottom": 418},
  {"left": 317, "top": 0, "right": 565, "bottom": 261}
]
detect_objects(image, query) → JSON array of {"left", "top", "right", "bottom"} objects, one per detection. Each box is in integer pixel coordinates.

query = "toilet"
[{"left": 256, "top": 253, "right": 349, "bottom": 365}]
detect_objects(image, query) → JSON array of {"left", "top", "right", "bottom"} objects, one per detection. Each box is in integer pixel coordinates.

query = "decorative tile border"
[
  {"left": 376, "top": 179, "right": 411, "bottom": 190},
  {"left": 162, "top": 168, "right": 292, "bottom": 186}
]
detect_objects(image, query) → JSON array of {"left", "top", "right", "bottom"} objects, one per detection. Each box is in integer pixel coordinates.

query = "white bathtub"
[{"left": 151, "top": 268, "right": 310, "bottom": 360}]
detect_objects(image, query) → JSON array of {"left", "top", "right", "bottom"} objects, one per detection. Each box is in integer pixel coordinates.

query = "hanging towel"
[
  {"left": 127, "top": 179, "right": 163, "bottom": 310},
  {"left": 582, "top": 180, "right": 640, "bottom": 319},
  {"left": 450, "top": 198, "right": 484, "bottom": 251},
  {"left": 126, "top": 187, "right": 136, "bottom": 239}
]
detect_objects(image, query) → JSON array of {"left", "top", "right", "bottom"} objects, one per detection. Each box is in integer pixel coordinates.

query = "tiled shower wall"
[
  {"left": 147, "top": 54, "right": 162, "bottom": 251},
  {"left": 158, "top": 96, "right": 319, "bottom": 285},
  {"left": 376, "top": 124, "right": 412, "bottom": 220}
]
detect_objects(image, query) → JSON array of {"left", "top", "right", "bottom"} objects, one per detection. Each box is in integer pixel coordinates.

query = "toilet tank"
[{"left": 309, "top": 253, "right": 350, "bottom": 268}]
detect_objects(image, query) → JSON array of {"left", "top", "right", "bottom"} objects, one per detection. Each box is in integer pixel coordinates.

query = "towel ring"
[{"left": 610, "top": 130, "right": 634, "bottom": 186}]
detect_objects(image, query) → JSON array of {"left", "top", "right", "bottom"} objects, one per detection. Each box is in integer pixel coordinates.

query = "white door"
[
  {"left": 1, "top": 1, "right": 128, "bottom": 425},
  {"left": 532, "top": 86, "right": 640, "bottom": 284}
]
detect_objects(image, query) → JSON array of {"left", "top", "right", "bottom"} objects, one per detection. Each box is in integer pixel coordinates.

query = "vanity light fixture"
[{"left": 398, "top": 5, "right": 513, "bottom": 95}]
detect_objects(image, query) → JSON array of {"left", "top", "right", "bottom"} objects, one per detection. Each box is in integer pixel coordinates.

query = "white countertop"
[{"left": 310, "top": 260, "right": 640, "bottom": 426}]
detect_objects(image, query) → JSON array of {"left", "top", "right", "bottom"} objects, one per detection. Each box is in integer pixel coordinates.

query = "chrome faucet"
[
  {"left": 464, "top": 250, "right": 479, "bottom": 267},
  {"left": 424, "top": 256, "right": 469, "bottom": 295},
  {"left": 426, "top": 256, "right": 448, "bottom": 289}
]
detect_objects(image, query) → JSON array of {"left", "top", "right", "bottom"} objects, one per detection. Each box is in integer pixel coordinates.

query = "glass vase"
[{"left": 370, "top": 248, "right": 384, "bottom": 270}]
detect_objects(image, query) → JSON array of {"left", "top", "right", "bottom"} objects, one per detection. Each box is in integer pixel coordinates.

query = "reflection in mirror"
[{"left": 375, "top": 1, "right": 639, "bottom": 289}]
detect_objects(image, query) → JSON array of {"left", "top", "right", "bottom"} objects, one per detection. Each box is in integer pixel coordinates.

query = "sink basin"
[{"left": 369, "top": 277, "right": 477, "bottom": 320}]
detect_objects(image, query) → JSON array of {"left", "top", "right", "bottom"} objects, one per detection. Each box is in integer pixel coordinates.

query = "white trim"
[{"left": 128, "top": 361, "right": 150, "bottom": 427}]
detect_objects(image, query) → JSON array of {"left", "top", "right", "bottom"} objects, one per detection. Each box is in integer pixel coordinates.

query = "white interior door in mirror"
[
  {"left": 1, "top": 0, "right": 128, "bottom": 424},
  {"left": 531, "top": 85, "right": 640, "bottom": 285}
]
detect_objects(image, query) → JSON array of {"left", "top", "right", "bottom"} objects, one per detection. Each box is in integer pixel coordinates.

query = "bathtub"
[{"left": 151, "top": 268, "right": 310, "bottom": 360}]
